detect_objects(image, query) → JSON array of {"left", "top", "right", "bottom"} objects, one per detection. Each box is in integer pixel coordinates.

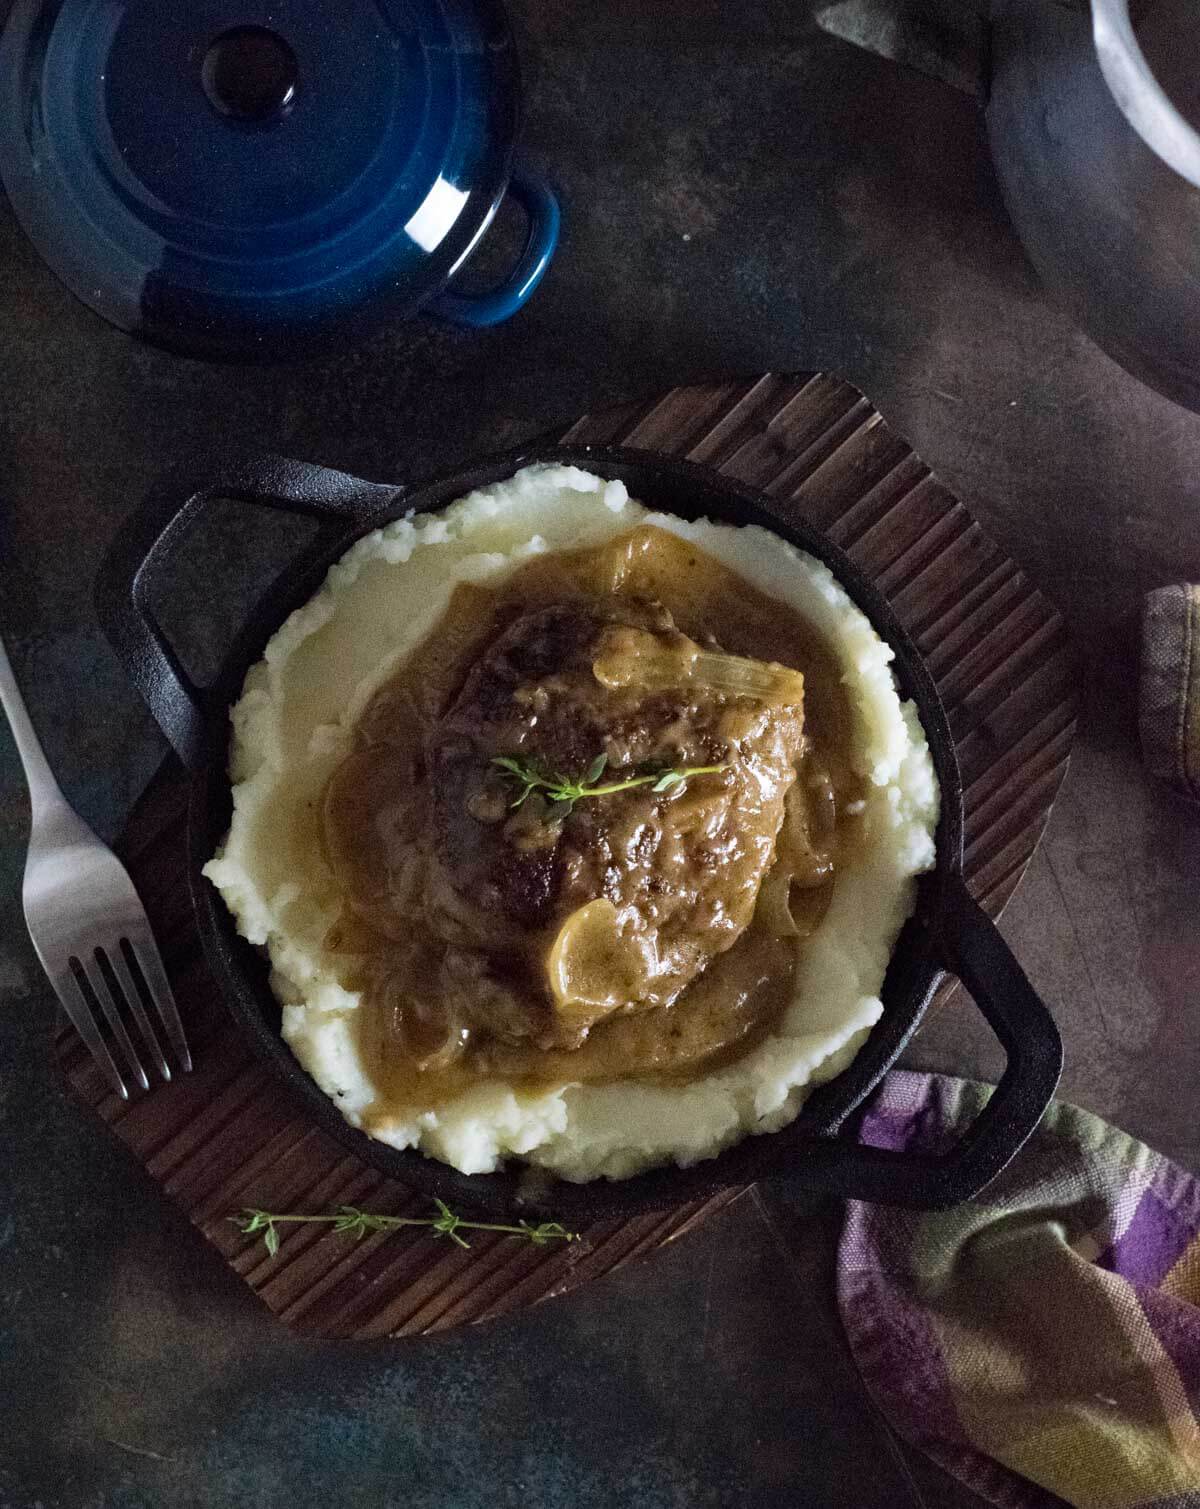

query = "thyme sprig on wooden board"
[{"left": 233, "top": 1201, "right": 576, "bottom": 1257}]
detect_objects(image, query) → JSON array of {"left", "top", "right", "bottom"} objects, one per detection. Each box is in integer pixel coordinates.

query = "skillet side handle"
[
  {"left": 911, "top": 872, "right": 1064, "bottom": 1204},
  {"left": 770, "top": 873, "right": 1062, "bottom": 1209},
  {"left": 95, "top": 454, "right": 401, "bottom": 772}
]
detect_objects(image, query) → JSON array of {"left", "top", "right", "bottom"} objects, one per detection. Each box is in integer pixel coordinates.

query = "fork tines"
[{"left": 61, "top": 931, "right": 191, "bottom": 1100}]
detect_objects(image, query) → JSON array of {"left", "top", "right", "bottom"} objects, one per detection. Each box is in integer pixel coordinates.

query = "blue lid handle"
[{"left": 429, "top": 167, "right": 559, "bottom": 328}]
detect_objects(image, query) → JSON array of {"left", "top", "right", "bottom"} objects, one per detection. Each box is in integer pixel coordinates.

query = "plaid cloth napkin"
[
  {"left": 1141, "top": 585, "right": 1200, "bottom": 803},
  {"left": 838, "top": 1072, "right": 1200, "bottom": 1508}
]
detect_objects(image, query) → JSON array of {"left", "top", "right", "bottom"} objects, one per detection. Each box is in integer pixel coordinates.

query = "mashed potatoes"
[{"left": 203, "top": 464, "right": 939, "bottom": 1181}]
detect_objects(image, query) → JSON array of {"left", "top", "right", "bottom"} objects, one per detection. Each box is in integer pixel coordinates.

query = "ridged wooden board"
[{"left": 54, "top": 373, "right": 1078, "bottom": 1340}]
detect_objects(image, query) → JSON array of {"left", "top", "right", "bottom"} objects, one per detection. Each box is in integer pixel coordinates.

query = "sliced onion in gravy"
[
  {"left": 547, "top": 898, "right": 657, "bottom": 1025},
  {"left": 592, "top": 627, "right": 805, "bottom": 706}
]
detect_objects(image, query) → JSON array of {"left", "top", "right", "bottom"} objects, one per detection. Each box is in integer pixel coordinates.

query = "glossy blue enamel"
[
  {"left": 0, "top": 0, "right": 557, "bottom": 357},
  {"left": 428, "top": 169, "right": 561, "bottom": 327}
]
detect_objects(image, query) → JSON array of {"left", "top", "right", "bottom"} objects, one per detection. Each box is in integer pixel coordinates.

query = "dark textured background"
[{"left": 2, "top": 2, "right": 1199, "bottom": 1505}]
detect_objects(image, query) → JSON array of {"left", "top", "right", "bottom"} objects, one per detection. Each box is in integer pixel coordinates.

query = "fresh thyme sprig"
[
  {"left": 491, "top": 751, "right": 730, "bottom": 820},
  {"left": 232, "top": 1200, "right": 577, "bottom": 1258}
]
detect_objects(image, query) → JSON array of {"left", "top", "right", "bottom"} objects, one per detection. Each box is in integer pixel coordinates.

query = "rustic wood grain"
[{"left": 53, "top": 373, "right": 1078, "bottom": 1340}]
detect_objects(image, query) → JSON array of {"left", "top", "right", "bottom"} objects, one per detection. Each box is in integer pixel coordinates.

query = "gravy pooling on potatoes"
[{"left": 321, "top": 525, "right": 864, "bottom": 1121}]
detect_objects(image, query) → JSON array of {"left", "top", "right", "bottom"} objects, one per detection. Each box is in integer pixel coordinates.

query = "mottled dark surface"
[{"left": 2, "top": 1, "right": 1199, "bottom": 1505}]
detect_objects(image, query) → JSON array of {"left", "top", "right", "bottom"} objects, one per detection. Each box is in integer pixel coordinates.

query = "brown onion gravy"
[{"left": 321, "top": 526, "right": 862, "bottom": 1121}]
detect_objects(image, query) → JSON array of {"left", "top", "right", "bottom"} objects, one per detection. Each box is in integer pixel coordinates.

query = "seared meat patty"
[{"left": 423, "top": 600, "right": 805, "bottom": 1039}]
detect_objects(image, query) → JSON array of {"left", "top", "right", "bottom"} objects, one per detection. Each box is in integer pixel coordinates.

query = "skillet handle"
[
  {"left": 96, "top": 454, "right": 401, "bottom": 772},
  {"left": 777, "top": 873, "right": 1063, "bottom": 1208}
]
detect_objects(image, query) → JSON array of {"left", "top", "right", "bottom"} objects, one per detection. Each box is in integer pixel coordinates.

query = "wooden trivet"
[{"left": 55, "top": 373, "right": 1079, "bottom": 1339}]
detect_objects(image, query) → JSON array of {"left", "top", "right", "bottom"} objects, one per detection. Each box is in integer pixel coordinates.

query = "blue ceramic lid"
[{"left": 0, "top": 0, "right": 527, "bottom": 358}]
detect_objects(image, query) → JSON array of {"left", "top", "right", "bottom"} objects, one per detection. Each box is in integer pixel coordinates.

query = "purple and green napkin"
[
  {"left": 1141, "top": 585, "right": 1200, "bottom": 804},
  {"left": 839, "top": 1072, "right": 1200, "bottom": 1508}
]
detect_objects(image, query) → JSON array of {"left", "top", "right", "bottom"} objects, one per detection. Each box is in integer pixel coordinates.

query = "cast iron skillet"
[{"left": 96, "top": 445, "right": 1063, "bottom": 1221}]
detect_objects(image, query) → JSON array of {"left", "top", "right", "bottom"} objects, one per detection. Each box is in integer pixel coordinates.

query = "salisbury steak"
[{"left": 424, "top": 600, "right": 805, "bottom": 1041}]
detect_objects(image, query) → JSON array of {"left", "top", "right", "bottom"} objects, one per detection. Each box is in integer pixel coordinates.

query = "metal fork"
[{"left": 0, "top": 630, "right": 191, "bottom": 1097}]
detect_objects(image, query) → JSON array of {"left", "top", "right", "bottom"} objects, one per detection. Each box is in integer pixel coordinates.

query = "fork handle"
[{"left": 0, "top": 631, "right": 67, "bottom": 822}]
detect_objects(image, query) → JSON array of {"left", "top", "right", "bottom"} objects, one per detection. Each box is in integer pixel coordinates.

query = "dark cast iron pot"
[
  {"left": 96, "top": 446, "right": 1063, "bottom": 1222},
  {"left": 987, "top": 0, "right": 1200, "bottom": 415},
  {"left": 823, "top": 0, "right": 1200, "bottom": 414}
]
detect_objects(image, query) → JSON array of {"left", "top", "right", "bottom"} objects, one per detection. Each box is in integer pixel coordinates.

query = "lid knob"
[{"left": 201, "top": 26, "right": 298, "bottom": 122}]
